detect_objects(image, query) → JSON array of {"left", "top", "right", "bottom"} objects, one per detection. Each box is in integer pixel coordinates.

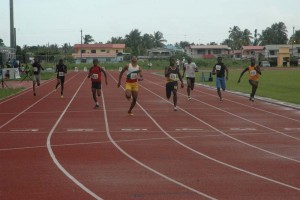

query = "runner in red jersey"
[{"left": 88, "top": 59, "right": 108, "bottom": 109}]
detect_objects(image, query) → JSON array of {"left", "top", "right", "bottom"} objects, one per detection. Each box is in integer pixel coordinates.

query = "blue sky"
[{"left": 0, "top": 0, "right": 299, "bottom": 47}]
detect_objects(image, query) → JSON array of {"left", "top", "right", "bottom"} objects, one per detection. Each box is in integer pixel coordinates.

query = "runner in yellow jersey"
[
  {"left": 118, "top": 56, "right": 143, "bottom": 115},
  {"left": 238, "top": 57, "right": 262, "bottom": 102}
]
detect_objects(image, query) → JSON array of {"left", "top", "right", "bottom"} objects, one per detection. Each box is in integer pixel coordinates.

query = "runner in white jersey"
[{"left": 183, "top": 57, "right": 198, "bottom": 100}]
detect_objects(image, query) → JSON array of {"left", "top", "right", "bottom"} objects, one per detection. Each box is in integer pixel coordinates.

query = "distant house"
[
  {"left": 72, "top": 44, "right": 125, "bottom": 63},
  {"left": 186, "top": 45, "right": 231, "bottom": 59},
  {"left": 146, "top": 47, "right": 175, "bottom": 59},
  {"left": 241, "top": 46, "right": 265, "bottom": 59}
]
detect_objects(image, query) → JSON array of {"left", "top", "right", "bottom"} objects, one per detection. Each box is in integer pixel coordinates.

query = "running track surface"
[{"left": 1, "top": 70, "right": 300, "bottom": 200}]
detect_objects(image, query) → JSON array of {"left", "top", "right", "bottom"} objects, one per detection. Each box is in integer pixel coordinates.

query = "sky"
[{"left": 0, "top": 0, "right": 299, "bottom": 47}]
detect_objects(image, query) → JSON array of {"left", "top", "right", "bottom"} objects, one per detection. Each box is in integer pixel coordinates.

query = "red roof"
[{"left": 74, "top": 44, "right": 125, "bottom": 49}]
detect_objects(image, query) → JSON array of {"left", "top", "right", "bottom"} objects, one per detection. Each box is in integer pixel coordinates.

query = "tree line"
[{"left": 0, "top": 21, "right": 299, "bottom": 61}]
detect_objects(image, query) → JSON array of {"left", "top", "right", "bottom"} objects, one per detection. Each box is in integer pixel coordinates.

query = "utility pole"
[
  {"left": 80, "top": 29, "right": 83, "bottom": 63},
  {"left": 10, "top": 0, "right": 15, "bottom": 48},
  {"left": 292, "top": 26, "right": 295, "bottom": 57}
]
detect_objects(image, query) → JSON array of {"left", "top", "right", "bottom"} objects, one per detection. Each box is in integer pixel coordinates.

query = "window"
[
  {"left": 91, "top": 50, "right": 96, "bottom": 53},
  {"left": 106, "top": 50, "right": 110, "bottom": 53},
  {"left": 213, "top": 49, "right": 221, "bottom": 54},
  {"left": 81, "top": 50, "right": 86, "bottom": 53},
  {"left": 197, "top": 49, "right": 205, "bottom": 54},
  {"left": 269, "top": 50, "right": 275, "bottom": 55},
  {"left": 298, "top": 48, "right": 300, "bottom": 53},
  {"left": 116, "top": 50, "right": 119, "bottom": 53},
  {"left": 101, "top": 49, "right": 105, "bottom": 52}
]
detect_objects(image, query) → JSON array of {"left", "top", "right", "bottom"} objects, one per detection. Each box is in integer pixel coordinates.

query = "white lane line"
[
  {"left": 121, "top": 128, "right": 148, "bottom": 131},
  {"left": 284, "top": 128, "right": 300, "bottom": 131},
  {"left": 10, "top": 129, "right": 39, "bottom": 132},
  {"left": 230, "top": 128, "right": 256, "bottom": 131},
  {"left": 0, "top": 73, "right": 81, "bottom": 130},
  {"left": 150, "top": 73, "right": 300, "bottom": 123},
  {"left": 47, "top": 75, "right": 103, "bottom": 200},
  {"left": 106, "top": 73, "right": 217, "bottom": 199},
  {"left": 143, "top": 80, "right": 300, "bottom": 163},
  {"left": 67, "top": 128, "right": 94, "bottom": 132},
  {"left": 136, "top": 79, "right": 300, "bottom": 191},
  {"left": 175, "top": 128, "right": 203, "bottom": 131}
]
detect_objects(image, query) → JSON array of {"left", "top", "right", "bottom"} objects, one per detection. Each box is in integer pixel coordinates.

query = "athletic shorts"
[
  {"left": 125, "top": 82, "right": 138, "bottom": 92},
  {"left": 216, "top": 77, "right": 226, "bottom": 91},
  {"left": 57, "top": 76, "right": 65, "bottom": 83},
  {"left": 166, "top": 81, "right": 178, "bottom": 99},
  {"left": 186, "top": 77, "right": 195, "bottom": 89},
  {"left": 33, "top": 74, "right": 41, "bottom": 83},
  {"left": 92, "top": 82, "right": 102, "bottom": 89}
]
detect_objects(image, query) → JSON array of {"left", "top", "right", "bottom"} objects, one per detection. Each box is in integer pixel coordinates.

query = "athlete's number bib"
[
  {"left": 250, "top": 70, "right": 257, "bottom": 76},
  {"left": 215, "top": 65, "right": 221, "bottom": 71},
  {"left": 170, "top": 73, "right": 177, "bottom": 81},
  {"left": 58, "top": 72, "right": 64, "bottom": 76},
  {"left": 33, "top": 67, "right": 38, "bottom": 72},
  {"left": 130, "top": 73, "right": 137, "bottom": 79},
  {"left": 92, "top": 74, "right": 98, "bottom": 79}
]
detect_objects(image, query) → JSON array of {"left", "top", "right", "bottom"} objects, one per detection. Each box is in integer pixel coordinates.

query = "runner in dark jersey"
[
  {"left": 212, "top": 57, "right": 228, "bottom": 102},
  {"left": 54, "top": 59, "right": 67, "bottom": 98},
  {"left": 32, "top": 58, "right": 44, "bottom": 96},
  {"left": 165, "top": 57, "right": 184, "bottom": 111}
]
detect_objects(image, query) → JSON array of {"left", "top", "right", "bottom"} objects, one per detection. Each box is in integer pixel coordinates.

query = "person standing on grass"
[
  {"left": 54, "top": 59, "right": 67, "bottom": 98},
  {"left": 165, "top": 57, "right": 184, "bottom": 111},
  {"left": 88, "top": 58, "right": 108, "bottom": 109},
  {"left": 32, "top": 58, "right": 44, "bottom": 96},
  {"left": 238, "top": 57, "right": 261, "bottom": 102},
  {"left": 117, "top": 55, "right": 143, "bottom": 115},
  {"left": 182, "top": 57, "right": 198, "bottom": 100},
  {"left": 212, "top": 56, "right": 228, "bottom": 102}
]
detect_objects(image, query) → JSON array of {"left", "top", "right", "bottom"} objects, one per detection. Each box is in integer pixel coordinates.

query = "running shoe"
[{"left": 174, "top": 107, "right": 177, "bottom": 111}]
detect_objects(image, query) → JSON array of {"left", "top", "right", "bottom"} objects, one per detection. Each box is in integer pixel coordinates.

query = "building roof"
[
  {"left": 74, "top": 44, "right": 125, "bottom": 49},
  {"left": 190, "top": 45, "right": 230, "bottom": 50},
  {"left": 72, "top": 53, "right": 117, "bottom": 58},
  {"left": 242, "top": 46, "right": 265, "bottom": 50}
]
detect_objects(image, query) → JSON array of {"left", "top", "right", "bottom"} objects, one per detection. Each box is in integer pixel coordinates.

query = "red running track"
[{"left": 1, "top": 70, "right": 300, "bottom": 200}]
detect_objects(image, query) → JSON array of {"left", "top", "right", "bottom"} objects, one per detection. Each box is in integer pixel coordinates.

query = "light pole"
[
  {"left": 292, "top": 26, "right": 295, "bottom": 57},
  {"left": 80, "top": 29, "right": 83, "bottom": 63}
]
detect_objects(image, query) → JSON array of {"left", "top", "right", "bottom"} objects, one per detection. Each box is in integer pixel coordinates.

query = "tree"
[
  {"left": 107, "top": 36, "right": 124, "bottom": 44},
  {"left": 0, "top": 38, "right": 5, "bottom": 47},
  {"left": 228, "top": 26, "right": 243, "bottom": 50},
  {"left": 259, "top": 22, "right": 288, "bottom": 45},
  {"left": 125, "top": 29, "right": 142, "bottom": 55},
  {"left": 253, "top": 29, "right": 259, "bottom": 46},
  {"left": 153, "top": 31, "right": 167, "bottom": 48},
  {"left": 241, "top": 29, "right": 253, "bottom": 46},
  {"left": 83, "top": 34, "right": 95, "bottom": 44},
  {"left": 289, "top": 30, "right": 300, "bottom": 44}
]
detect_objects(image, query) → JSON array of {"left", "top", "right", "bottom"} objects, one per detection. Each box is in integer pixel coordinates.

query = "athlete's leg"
[
  {"left": 187, "top": 78, "right": 191, "bottom": 97},
  {"left": 128, "top": 91, "right": 138, "bottom": 114}
]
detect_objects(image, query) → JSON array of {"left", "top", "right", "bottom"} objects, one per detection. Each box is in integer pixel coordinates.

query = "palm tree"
[
  {"left": 125, "top": 29, "right": 142, "bottom": 55},
  {"left": 153, "top": 31, "right": 167, "bottom": 48},
  {"left": 241, "top": 29, "right": 253, "bottom": 46},
  {"left": 229, "top": 26, "right": 243, "bottom": 50},
  {"left": 83, "top": 35, "right": 95, "bottom": 44}
]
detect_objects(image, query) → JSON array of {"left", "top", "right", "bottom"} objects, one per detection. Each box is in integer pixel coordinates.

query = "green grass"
[
  {"left": 1, "top": 66, "right": 300, "bottom": 105},
  {"left": 198, "top": 68, "right": 300, "bottom": 105},
  {"left": 0, "top": 88, "right": 24, "bottom": 99}
]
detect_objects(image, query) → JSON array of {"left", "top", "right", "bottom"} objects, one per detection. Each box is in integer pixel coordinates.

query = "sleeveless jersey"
[
  {"left": 89, "top": 66, "right": 102, "bottom": 83},
  {"left": 248, "top": 65, "right": 259, "bottom": 81},
  {"left": 126, "top": 63, "right": 140, "bottom": 83},
  {"left": 166, "top": 66, "right": 180, "bottom": 83}
]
